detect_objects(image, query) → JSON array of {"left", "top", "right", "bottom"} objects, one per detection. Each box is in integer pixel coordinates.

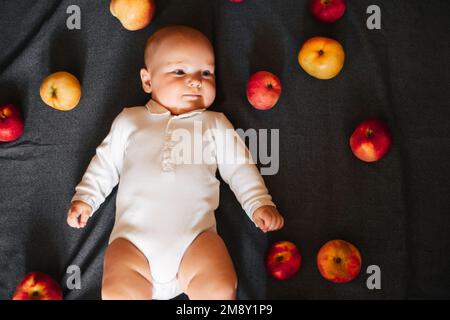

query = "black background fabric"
[{"left": 1, "top": 0, "right": 449, "bottom": 300}]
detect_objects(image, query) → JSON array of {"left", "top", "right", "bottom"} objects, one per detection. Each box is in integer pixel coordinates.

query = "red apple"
[
  {"left": 310, "top": 0, "right": 346, "bottom": 23},
  {"left": 350, "top": 119, "right": 392, "bottom": 162},
  {"left": 265, "top": 241, "right": 301, "bottom": 280},
  {"left": 0, "top": 103, "right": 24, "bottom": 142},
  {"left": 317, "top": 240, "right": 362, "bottom": 283},
  {"left": 12, "top": 272, "right": 63, "bottom": 300},
  {"left": 246, "top": 71, "right": 282, "bottom": 110}
]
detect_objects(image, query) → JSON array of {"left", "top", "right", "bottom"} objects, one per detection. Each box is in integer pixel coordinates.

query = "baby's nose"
[{"left": 187, "top": 78, "right": 202, "bottom": 88}]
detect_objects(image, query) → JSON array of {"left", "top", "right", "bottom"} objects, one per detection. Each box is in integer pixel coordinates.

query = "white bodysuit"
[{"left": 71, "top": 99, "right": 276, "bottom": 299}]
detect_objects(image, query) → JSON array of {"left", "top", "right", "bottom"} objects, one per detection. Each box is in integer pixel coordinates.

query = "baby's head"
[{"left": 140, "top": 26, "right": 216, "bottom": 115}]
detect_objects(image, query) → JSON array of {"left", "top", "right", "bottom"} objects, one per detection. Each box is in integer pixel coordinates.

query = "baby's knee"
[
  {"left": 102, "top": 271, "right": 153, "bottom": 300},
  {"left": 189, "top": 273, "right": 237, "bottom": 299},
  {"left": 214, "top": 276, "right": 237, "bottom": 299},
  {"left": 102, "top": 277, "right": 125, "bottom": 300}
]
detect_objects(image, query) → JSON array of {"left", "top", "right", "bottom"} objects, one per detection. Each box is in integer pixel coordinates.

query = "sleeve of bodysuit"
[
  {"left": 70, "top": 110, "right": 128, "bottom": 215},
  {"left": 214, "top": 112, "right": 276, "bottom": 223}
]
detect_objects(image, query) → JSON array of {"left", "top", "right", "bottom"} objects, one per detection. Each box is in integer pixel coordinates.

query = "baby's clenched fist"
[
  {"left": 252, "top": 205, "right": 284, "bottom": 233},
  {"left": 67, "top": 200, "right": 93, "bottom": 229}
]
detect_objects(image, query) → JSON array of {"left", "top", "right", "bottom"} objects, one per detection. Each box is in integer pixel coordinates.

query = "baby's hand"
[
  {"left": 252, "top": 205, "right": 284, "bottom": 233},
  {"left": 67, "top": 200, "right": 93, "bottom": 229}
]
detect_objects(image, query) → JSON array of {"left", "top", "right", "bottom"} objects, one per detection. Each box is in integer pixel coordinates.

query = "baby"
[{"left": 67, "top": 25, "right": 284, "bottom": 300}]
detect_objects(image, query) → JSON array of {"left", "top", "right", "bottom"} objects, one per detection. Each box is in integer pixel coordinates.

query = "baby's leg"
[
  {"left": 178, "top": 231, "right": 237, "bottom": 300},
  {"left": 102, "top": 238, "right": 153, "bottom": 300}
]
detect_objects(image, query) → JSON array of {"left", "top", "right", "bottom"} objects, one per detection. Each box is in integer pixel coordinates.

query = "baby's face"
[{"left": 141, "top": 31, "right": 216, "bottom": 115}]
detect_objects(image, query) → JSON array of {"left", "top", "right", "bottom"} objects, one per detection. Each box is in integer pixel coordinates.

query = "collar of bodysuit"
[{"left": 145, "top": 99, "right": 206, "bottom": 119}]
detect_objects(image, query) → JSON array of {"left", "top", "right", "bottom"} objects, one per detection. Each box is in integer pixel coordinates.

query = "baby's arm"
[
  {"left": 67, "top": 110, "right": 128, "bottom": 229},
  {"left": 214, "top": 113, "right": 284, "bottom": 232}
]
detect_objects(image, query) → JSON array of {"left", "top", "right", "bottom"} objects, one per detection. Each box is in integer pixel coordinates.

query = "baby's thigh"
[
  {"left": 177, "top": 231, "right": 237, "bottom": 291},
  {"left": 103, "top": 238, "right": 152, "bottom": 285}
]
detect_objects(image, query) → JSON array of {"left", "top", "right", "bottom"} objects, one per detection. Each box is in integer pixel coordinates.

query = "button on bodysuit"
[{"left": 72, "top": 99, "right": 276, "bottom": 299}]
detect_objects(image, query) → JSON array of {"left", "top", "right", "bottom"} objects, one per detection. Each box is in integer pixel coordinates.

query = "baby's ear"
[{"left": 140, "top": 67, "right": 152, "bottom": 93}]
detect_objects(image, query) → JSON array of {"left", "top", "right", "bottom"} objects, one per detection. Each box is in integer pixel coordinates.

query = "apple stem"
[
  {"left": 322, "top": 0, "right": 330, "bottom": 6},
  {"left": 334, "top": 257, "right": 342, "bottom": 264},
  {"left": 51, "top": 86, "right": 57, "bottom": 98},
  {"left": 0, "top": 113, "right": 5, "bottom": 119},
  {"left": 318, "top": 49, "right": 324, "bottom": 56},
  {"left": 366, "top": 128, "right": 374, "bottom": 138}
]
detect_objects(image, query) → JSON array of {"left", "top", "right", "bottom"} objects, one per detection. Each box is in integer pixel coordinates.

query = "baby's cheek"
[
  {"left": 203, "top": 82, "right": 216, "bottom": 106},
  {"left": 155, "top": 85, "right": 180, "bottom": 105}
]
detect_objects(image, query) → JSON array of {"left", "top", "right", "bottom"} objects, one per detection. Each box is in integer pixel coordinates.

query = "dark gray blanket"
[{"left": 1, "top": 0, "right": 449, "bottom": 299}]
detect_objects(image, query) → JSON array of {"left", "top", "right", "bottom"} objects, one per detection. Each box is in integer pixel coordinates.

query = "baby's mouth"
[{"left": 182, "top": 94, "right": 202, "bottom": 100}]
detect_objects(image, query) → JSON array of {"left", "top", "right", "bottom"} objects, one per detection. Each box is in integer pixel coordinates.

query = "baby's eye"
[
  {"left": 174, "top": 69, "right": 185, "bottom": 75},
  {"left": 202, "top": 70, "right": 213, "bottom": 77}
]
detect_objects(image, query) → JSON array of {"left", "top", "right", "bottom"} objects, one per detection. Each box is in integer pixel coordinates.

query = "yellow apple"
[
  {"left": 317, "top": 239, "right": 362, "bottom": 283},
  {"left": 110, "top": 0, "right": 156, "bottom": 31},
  {"left": 298, "top": 36, "right": 345, "bottom": 80},
  {"left": 39, "top": 71, "right": 81, "bottom": 111}
]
